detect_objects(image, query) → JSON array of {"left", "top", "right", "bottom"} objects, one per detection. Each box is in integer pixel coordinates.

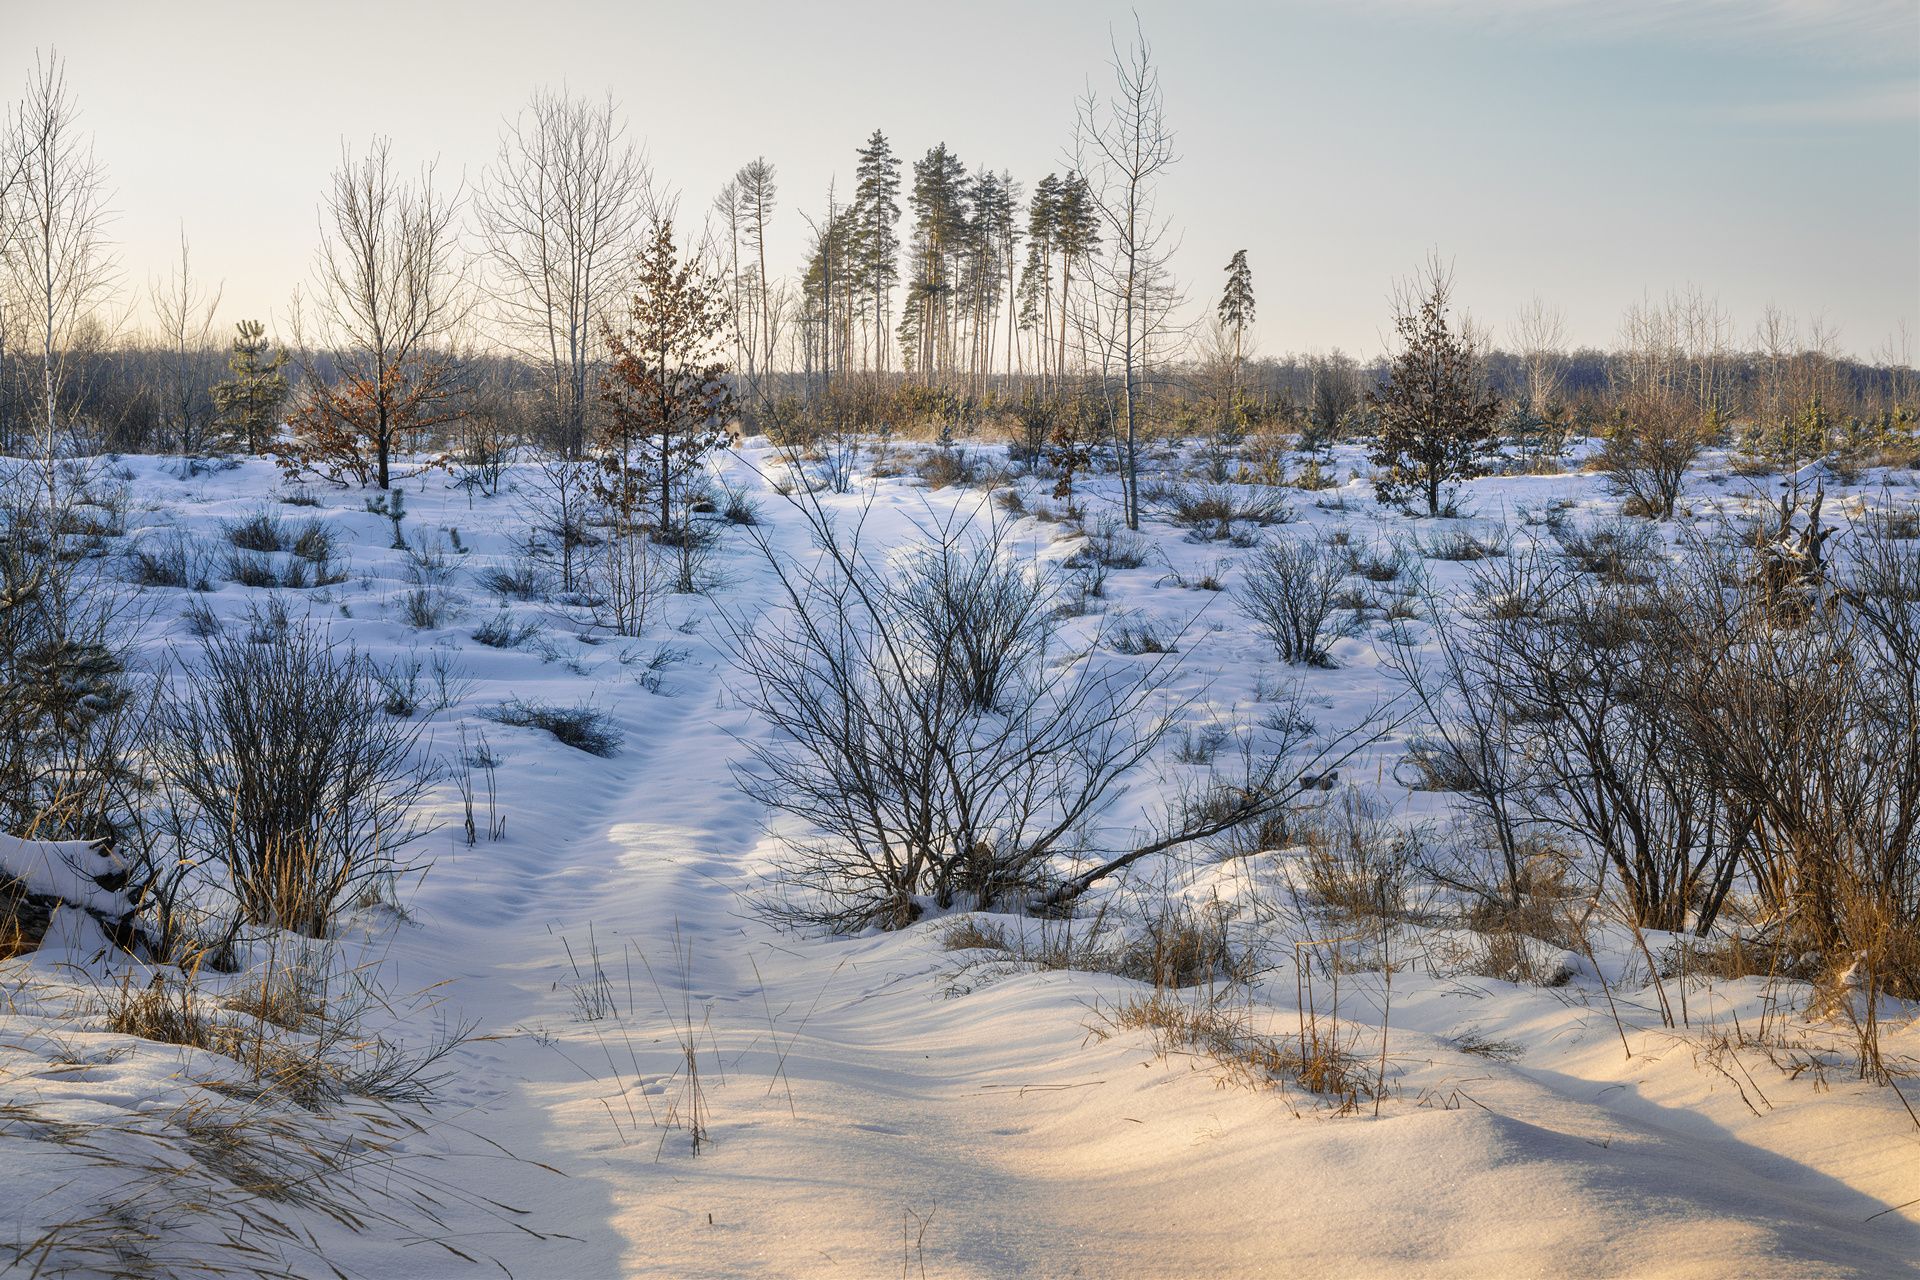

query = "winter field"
[{"left": 3, "top": 436, "right": 1917, "bottom": 1279}]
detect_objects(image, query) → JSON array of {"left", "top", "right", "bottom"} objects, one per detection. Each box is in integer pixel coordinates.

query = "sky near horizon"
[{"left": 5, "top": 0, "right": 1916, "bottom": 362}]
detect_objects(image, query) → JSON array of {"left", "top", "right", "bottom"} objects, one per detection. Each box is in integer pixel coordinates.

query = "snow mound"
[{"left": 0, "top": 833, "right": 129, "bottom": 916}]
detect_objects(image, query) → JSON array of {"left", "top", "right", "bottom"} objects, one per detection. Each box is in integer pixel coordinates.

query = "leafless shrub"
[
  {"left": 222, "top": 547, "right": 279, "bottom": 589},
  {"left": 1666, "top": 518, "right": 1920, "bottom": 1010},
  {"left": 1464, "top": 928, "right": 1577, "bottom": 987},
  {"left": 725, "top": 500, "right": 1191, "bottom": 929},
  {"left": 1421, "top": 525, "right": 1506, "bottom": 562},
  {"left": 914, "top": 446, "right": 977, "bottom": 490},
  {"left": 1473, "top": 551, "right": 1734, "bottom": 931},
  {"left": 127, "top": 528, "right": 214, "bottom": 591},
  {"left": 399, "top": 533, "right": 460, "bottom": 628},
  {"left": 150, "top": 623, "right": 434, "bottom": 936},
  {"left": 1156, "top": 481, "right": 1292, "bottom": 541},
  {"left": 1874, "top": 503, "right": 1920, "bottom": 541},
  {"left": 1054, "top": 690, "right": 1398, "bottom": 912},
  {"left": 1601, "top": 387, "right": 1714, "bottom": 520},
  {"left": 222, "top": 543, "right": 348, "bottom": 591},
  {"left": 1395, "top": 735, "right": 1480, "bottom": 792},
  {"left": 1110, "top": 618, "right": 1177, "bottom": 655},
  {"left": 478, "top": 557, "right": 547, "bottom": 601},
  {"left": 1552, "top": 514, "right": 1662, "bottom": 582},
  {"left": 1171, "top": 724, "right": 1232, "bottom": 765},
  {"left": 473, "top": 610, "right": 542, "bottom": 649},
  {"left": 1238, "top": 531, "right": 1353, "bottom": 666},
  {"left": 1456, "top": 843, "right": 1588, "bottom": 950},
  {"left": 586, "top": 530, "right": 665, "bottom": 636},
  {"left": 1293, "top": 789, "right": 1410, "bottom": 922},
  {"left": 1112, "top": 899, "right": 1249, "bottom": 989},
  {"left": 240, "top": 593, "right": 292, "bottom": 645},
  {"left": 1346, "top": 541, "right": 1406, "bottom": 583},
  {"left": 1068, "top": 516, "right": 1151, "bottom": 570},
  {"left": 942, "top": 916, "right": 1014, "bottom": 953},
  {"left": 483, "top": 698, "right": 621, "bottom": 756},
  {"left": 222, "top": 508, "right": 286, "bottom": 553},
  {"left": 1157, "top": 558, "right": 1229, "bottom": 591},
  {"left": 520, "top": 458, "right": 602, "bottom": 596},
  {"left": 898, "top": 521, "right": 1055, "bottom": 710},
  {"left": 721, "top": 486, "right": 761, "bottom": 526},
  {"left": 288, "top": 518, "right": 339, "bottom": 565}
]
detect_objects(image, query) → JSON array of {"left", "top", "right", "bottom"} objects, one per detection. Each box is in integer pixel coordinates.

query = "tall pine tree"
[
  {"left": 1017, "top": 175, "right": 1060, "bottom": 382},
  {"left": 1217, "top": 250, "right": 1255, "bottom": 419},
  {"left": 850, "top": 131, "right": 901, "bottom": 371},
  {"left": 1218, "top": 250, "right": 1254, "bottom": 366},
  {"left": 900, "top": 144, "right": 968, "bottom": 379},
  {"left": 1051, "top": 173, "right": 1100, "bottom": 379}
]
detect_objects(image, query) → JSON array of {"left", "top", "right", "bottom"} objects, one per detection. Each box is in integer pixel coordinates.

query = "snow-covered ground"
[{"left": 4, "top": 439, "right": 1918, "bottom": 1278}]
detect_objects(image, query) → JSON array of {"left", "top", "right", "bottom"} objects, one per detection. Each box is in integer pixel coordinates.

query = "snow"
[
  {"left": 2, "top": 441, "right": 1917, "bottom": 1277},
  {"left": 0, "top": 833, "right": 129, "bottom": 916}
]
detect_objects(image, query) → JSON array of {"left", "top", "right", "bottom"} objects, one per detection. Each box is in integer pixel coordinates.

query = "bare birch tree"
[
  {"left": 474, "top": 89, "right": 652, "bottom": 458},
  {"left": 1507, "top": 294, "right": 1566, "bottom": 420},
  {"left": 148, "top": 226, "right": 222, "bottom": 454},
  {"left": 295, "top": 136, "right": 467, "bottom": 489},
  {"left": 1074, "top": 18, "right": 1181, "bottom": 529},
  {"left": 0, "top": 50, "right": 119, "bottom": 463}
]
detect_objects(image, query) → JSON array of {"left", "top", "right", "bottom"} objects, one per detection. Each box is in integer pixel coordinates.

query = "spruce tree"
[
  {"left": 210, "top": 320, "right": 289, "bottom": 454},
  {"left": 1367, "top": 263, "right": 1499, "bottom": 516}
]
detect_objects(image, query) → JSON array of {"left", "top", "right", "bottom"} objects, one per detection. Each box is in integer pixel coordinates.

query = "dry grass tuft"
[
  {"left": 1292, "top": 790, "right": 1413, "bottom": 923},
  {"left": 1097, "top": 991, "right": 1378, "bottom": 1110},
  {"left": 941, "top": 917, "right": 1012, "bottom": 953},
  {"left": 942, "top": 900, "right": 1249, "bottom": 992}
]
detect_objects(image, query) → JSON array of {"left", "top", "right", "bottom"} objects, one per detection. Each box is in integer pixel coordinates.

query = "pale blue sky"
[{"left": 6, "top": 0, "right": 1916, "bottom": 359}]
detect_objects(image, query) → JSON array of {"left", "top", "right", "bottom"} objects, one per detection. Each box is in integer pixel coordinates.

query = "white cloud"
[
  {"left": 1729, "top": 81, "right": 1920, "bottom": 124},
  {"left": 1340, "top": 0, "right": 1918, "bottom": 65}
]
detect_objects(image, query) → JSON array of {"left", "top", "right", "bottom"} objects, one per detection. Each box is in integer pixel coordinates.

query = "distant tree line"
[{"left": 1, "top": 42, "right": 1913, "bottom": 504}]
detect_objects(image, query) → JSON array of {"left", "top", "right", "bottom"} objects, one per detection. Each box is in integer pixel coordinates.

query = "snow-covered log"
[{"left": 0, "top": 833, "right": 135, "bottom": 955}]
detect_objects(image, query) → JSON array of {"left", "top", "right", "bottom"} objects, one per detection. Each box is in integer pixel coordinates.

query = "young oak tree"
[
  {"left": 597, "top": 218, "right": 736, "bottom": 538},
  {"left": 1367, "top": 256, "right": 1499, "bottom": 516}
]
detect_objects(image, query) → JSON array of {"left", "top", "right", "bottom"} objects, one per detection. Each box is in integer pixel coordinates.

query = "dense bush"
[
  {"left": 1238, "top": 532, "right": 1352, "bottom": 666},
  {"left": 151, "top": 623, "right": 433, "bottom": 937}
]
